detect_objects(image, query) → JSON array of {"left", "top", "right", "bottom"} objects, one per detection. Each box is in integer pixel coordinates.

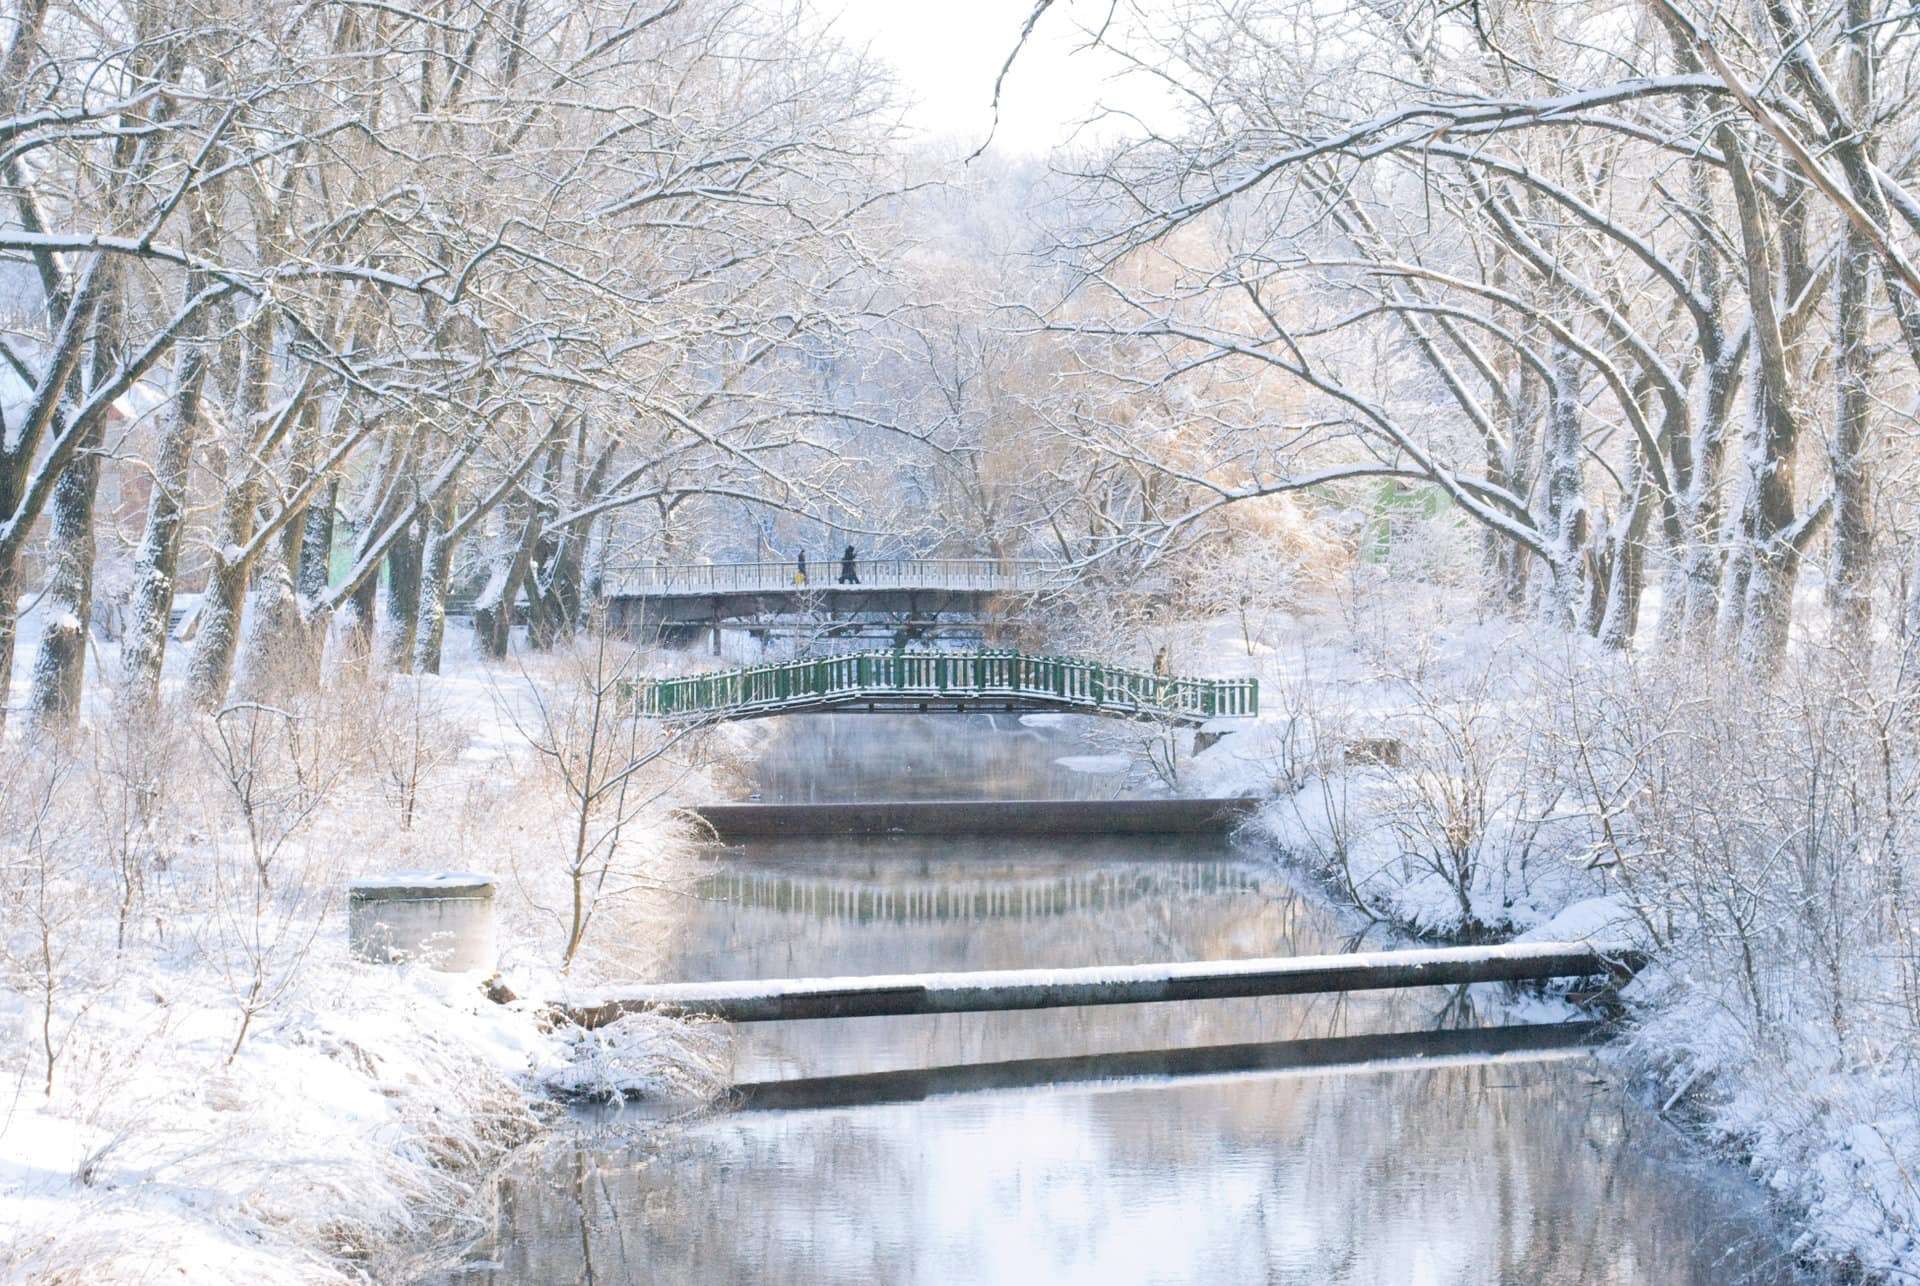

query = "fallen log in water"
[{"left": 561, "top": 941, "right": 1645, "bottom": 1028}]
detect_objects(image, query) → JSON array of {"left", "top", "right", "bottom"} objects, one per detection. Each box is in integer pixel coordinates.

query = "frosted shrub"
[
  {"left": 1255, "top": 664, "right": 1374, "bottom": 911},
  {"left": 82, "top": 694, "right": 190, "bottom": 950},
  {"left": 498, "top": 631, "right": 713, "bottom": 974},
  {"left": 1520, "top": 641, "right": 1920, "bottom": 1275},
  {"left": 369, "top": 675, "right": 469, "bottom": 831},
  {"left": 1177, "top": 499, "right": 1350, "bottom": 656},
  {"left": 545, "top": 1012, "right": 728, "bottom": 1103},
  {"left": 195, "top": 692, "right": 370, "bottom": 1059},
  {"left": 0, "top": 749, "right": 118, "bottom": 1096},
  {"left": 1370, "top": 645, "right": 1559, "bottom": 936}
]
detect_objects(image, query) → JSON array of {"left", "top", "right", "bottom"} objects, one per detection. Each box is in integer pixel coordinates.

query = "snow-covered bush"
[
  {"left": 544, "top": 1012, "right": 729, "bottom": 1103},
  {"left": 1243, "top": 612, "right": 1589, "bottom": 937}
]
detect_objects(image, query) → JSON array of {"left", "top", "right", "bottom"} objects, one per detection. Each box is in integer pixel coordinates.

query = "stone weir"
[{"left": 686, "top": 797, "right": 1260, "bottom": 840}]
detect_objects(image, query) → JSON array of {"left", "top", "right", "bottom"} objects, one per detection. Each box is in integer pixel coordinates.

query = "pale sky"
[{"left": 822, "top": 1, "right": 1176, "bottom": 157}]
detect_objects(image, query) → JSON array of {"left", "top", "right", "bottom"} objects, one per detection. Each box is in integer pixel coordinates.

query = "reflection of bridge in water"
[{"left": 701, "top": 862, "right": 1266, "bottom": 926}]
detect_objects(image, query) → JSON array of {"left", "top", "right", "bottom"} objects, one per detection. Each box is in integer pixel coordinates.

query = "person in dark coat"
[
  {"left": 795, "top": 550, "right": 808, "bottom": 585},
  {"left": 838, "top": 544, "right": 859, "bottom": 584}
]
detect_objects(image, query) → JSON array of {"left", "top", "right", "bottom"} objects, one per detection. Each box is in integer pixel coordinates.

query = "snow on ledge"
[{"left": 348, "top": 871, "right": 498, "bottom": 894}]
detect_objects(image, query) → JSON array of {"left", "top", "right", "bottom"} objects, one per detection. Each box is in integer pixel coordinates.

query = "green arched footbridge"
[{"left": 636, "top": 650, "right": 1258, "bottom": 726}]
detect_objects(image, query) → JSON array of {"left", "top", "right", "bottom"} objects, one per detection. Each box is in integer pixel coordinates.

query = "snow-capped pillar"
[{"left": 348, "top": 873, "right": 497, "bottom": 973}]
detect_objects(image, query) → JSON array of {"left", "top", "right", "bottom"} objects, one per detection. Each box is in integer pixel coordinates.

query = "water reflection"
[
  {"left": 429, "top": 716, "right": 1807, "bottom": 1284},
  {"left": 737, "top": 712, "right": 1126, "bottom": 803},
  {"left": 733, "top": 1021, "right": 1605, "bottom": 1110}
]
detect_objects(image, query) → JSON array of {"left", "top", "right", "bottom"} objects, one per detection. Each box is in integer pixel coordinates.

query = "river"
[{"left": 431, "top": 713, "right": 1807, "bottom": 1284}]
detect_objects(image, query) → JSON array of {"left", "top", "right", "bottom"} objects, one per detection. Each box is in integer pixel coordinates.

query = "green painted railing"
[{"left": 635, "top": 649, "right": 1258, "bottom": 724}]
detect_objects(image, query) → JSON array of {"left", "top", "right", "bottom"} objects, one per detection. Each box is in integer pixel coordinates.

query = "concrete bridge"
[
  {"left": 635, "top": 649, "right": 1259, "bottom": 727},
  {"left": 602, "top": 557, "right": 1056, "bottom": 639}
]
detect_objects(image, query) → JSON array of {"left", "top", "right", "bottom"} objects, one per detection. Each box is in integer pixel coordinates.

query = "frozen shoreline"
[
  {"left": 0, "top": 606, "right": 726, "bottom": 1282},
  {"left": 1170, "top": 594, "right": 1916, "bottom": 1283}
]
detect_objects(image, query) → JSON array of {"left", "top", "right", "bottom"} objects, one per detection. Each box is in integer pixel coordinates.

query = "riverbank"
[
  {"left": 0, "top": 616, "right": 729, "bottom": 1283},
  {"left": 1173, "top": 586, "right": 1920, "bottom": 1283}
]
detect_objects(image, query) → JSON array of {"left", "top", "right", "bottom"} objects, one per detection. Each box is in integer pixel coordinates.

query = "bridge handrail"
[
  {"left": 603, "top": 557, "right": 1060, "bottom": 595},
  {"left": 634, "top": 649, "right": 1258, "bottom": 723}
]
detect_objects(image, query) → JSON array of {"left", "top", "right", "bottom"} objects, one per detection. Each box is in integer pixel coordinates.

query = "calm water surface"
[{"left": 433, "top": 714, "right": 1806, "bottom": 1285}]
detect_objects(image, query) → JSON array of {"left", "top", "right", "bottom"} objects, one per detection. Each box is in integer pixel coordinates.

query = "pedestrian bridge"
[
  {"left": 634, "top": 649, "right": 1258, "bottom": 726},
  {"left": 605, "top": 556, "right": 1054, "bottom": 597},
  {"left": 600, "top": 557, "right": 1057, "bottom": 635}
]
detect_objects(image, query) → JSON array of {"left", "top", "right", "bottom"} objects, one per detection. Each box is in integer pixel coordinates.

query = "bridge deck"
[{"left": 635, "top": 649, "right": 1258, "bottom": 726}]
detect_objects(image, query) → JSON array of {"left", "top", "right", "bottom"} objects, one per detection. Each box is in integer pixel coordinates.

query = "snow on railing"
[
  {"left": 602, "top": 557, "right": 1059, "bottom": 596},
  {"left": 632, "top": 649, "right": 1259, "bottom": 724}
]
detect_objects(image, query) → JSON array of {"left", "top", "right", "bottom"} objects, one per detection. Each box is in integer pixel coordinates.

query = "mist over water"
[{"left": 433, "top": 715, "right": 1807, "bottom": 1285}]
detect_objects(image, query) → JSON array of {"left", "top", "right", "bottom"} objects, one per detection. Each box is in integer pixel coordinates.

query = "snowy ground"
[{"left": 0, "top": 606, "right": 731, "bottom": 1282}]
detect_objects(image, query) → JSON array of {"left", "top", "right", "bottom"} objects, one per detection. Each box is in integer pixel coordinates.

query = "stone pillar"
[{"left": 348, "top": 872, "right": 498, "bottom": 972}]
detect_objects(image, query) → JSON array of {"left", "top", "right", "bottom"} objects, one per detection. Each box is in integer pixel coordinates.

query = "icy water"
[{"left": 434, "top": 715, "right": 1808, "bottom": 1285}]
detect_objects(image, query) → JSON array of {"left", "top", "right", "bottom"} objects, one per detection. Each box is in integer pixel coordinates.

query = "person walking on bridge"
[
  {"left": 795, "top": 550, "right": 808, "bottom": 585},
  {"left": 838, "top": 544, "right": 860, "bottom": 585}
]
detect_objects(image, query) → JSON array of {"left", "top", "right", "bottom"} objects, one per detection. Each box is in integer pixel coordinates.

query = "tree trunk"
[
  {"left": 1598, "top": 470, "right": 1652, "bottom": 650},
  {"left": 1674, "top": 351, "right": 1741, "bottom": 644},
  {"left": 234, "top": 551, "right": 312, "bottom": 699},
  {"left": 381, "top": 515, "right": 425, "bottom": 671},
  {"left": 473, "top": 504, "right": 541, "bottom": 658},
  {"left": 122, "top": 320, "right": 208, "bottom": 708},
  {"left": 185, "top": 316, "right": 273, "bottom": 710},
  {"left": 29, "top": 268, "right": 122, "bottom": 729},
  {"left": 0, "top": 545, "right": 18, "bottom": 723},
  {"left": 187, "top": 542, "right": 251, "bottom": 710},
  {"left": 1726, "top": 160, "right": 1810, "bottom": 671},
  {"left": 1828, "top": 236, "right": 1876, "bottom": 639},
  {"left": 1536, "top": 335, "right": 1587, "bottom": 627},
  {"left": 298, "top": 478, "right": 336, "bottom": 601},
  {"left": 28, "top": 412, "right": 103, "bottom": 729},
  {"left": 412, "top": 491, "right": 458, "bottom": 675}
]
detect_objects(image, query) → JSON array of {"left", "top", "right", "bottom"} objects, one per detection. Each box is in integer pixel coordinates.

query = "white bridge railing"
[{"left": 603, "top": 557, "right": 1058, "bottom": 597}]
